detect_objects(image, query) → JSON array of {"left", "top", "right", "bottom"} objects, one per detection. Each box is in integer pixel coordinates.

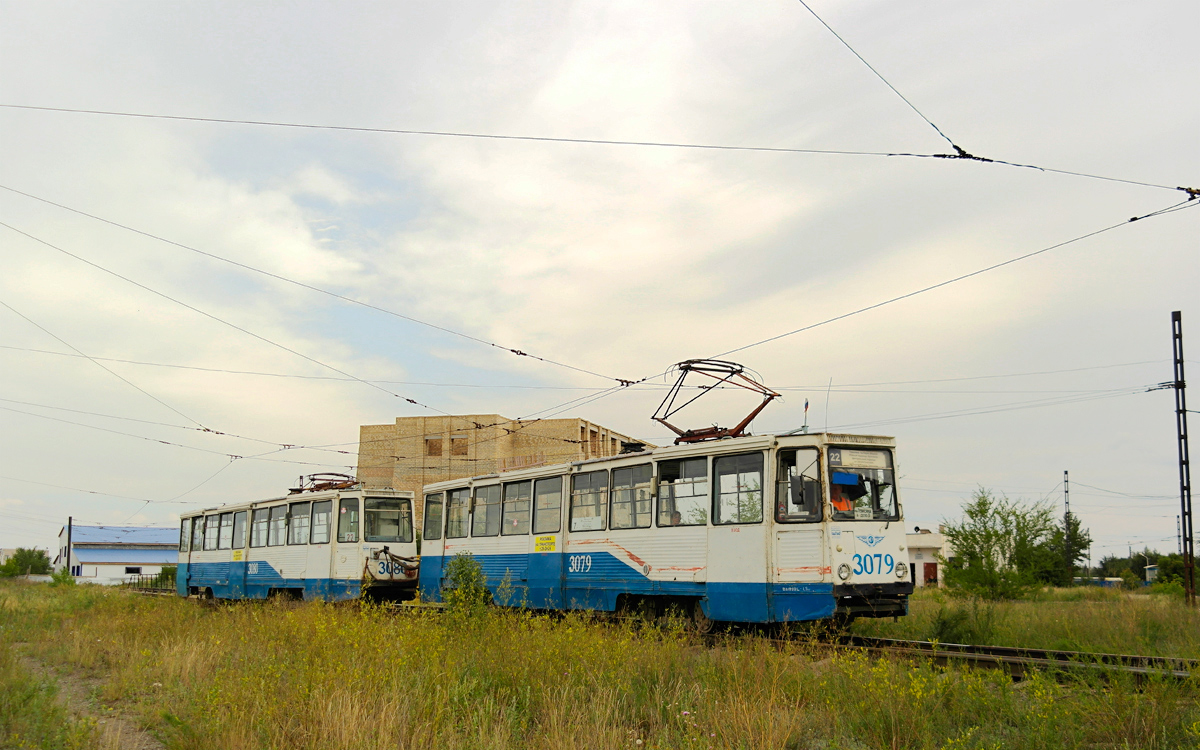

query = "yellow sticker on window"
[
  {"left": 534, "top": 535, "right": 556, "bottom": 552},
  {"left": 232, "top": 550, "right": 244, "bottom": 561}
]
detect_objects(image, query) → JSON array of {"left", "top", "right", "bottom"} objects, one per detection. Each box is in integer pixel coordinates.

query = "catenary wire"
[
  {"left": 0, "top": 105, "right": 1188, "bottom": 195},
  {"left": 712, "top": 198, "right": 1199, "bottom": 359},
  {"left": 794, "top": 0, "right": 956, "bottom": 149},
  {"left": 0, "top": 183, "right": 626, "bottom": 385},
  {"left": 0, "top": 297, "right": 208, "bottom": 429}
]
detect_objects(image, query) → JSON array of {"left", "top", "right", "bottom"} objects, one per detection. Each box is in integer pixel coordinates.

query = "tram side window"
[
  {"left": 713, "top": 453, "right": 764, "bottom": 525},
  {"left": 310, "top": 501, "right": 333, "bottom": 544},
  {"left": 218, "top": 512, "right": 234, "bottom": 549},
  {"left": 776, "top": 448, "right": 822, "bottom": 523},
  {"left": 658, "top": 458, "right": 708, "bottom": 527},
  {"left": 570, "top": 470, "right": 608, "bottom": 532},
  {"left": 268, "top": 505, "right": 287, "bottom": 546},
  {"left": 423, "top": 493, "right": 444, "bottom": 541},
  {"left": 337, "top": 498, "right": 360, "bottom": 543},
  {"left": 533, "top": 477, "right": 563, "bottom": 534},
  {"left": 365, "top": 497, "right": 413, "bottom": 543},
  {"left": 203, "top": 516, "right": 220, "bottom": 550},
  {"left": 445, "top": 489, "right": 470, "bottom": 539},
  {"left": 502, "top": 481, "right": 531, "bottom": 535},
  {"left": 250, "top": 509, "right": 268, "bottom": 548},
  {"left": 611, "top": 465, "right": 652, "bottom": 530},
  {"left": 232, "top": 511, "right": 248, "bottom": 549},
  {"left": 179, "top": 519, "right": 190, "bottom": 553},
  {"left": 472, "top": 485, "right": 501, "bottom": 537},
  {"left": 288, "top": 501, "right": 311, "bottom": 545},
  {"left": 191, "top": 516, "right": 205, "bottom": 551}
]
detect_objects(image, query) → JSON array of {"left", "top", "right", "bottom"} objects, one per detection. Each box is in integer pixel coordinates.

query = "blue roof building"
[{"left": 56, "top": 524, "right": 178, "bottom": 585}]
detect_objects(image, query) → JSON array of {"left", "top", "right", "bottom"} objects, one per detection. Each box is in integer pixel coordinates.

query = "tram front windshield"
[
  {"left": 828, "top": 447, "right": 898, "bottom": 521},
  {"left": 364, "top": 497, "right": 414, "bottom": 543}
]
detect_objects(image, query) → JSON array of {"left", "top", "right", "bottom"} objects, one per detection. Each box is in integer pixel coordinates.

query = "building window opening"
[
  {"left": 425, "top": 437, "right": 444, "bottom": 457},
  {"left": 450, "top": 436, "right": 468, "bottom": 456},
  {"left": 125, "top": 566, "right": 142, "bottom": 575}
]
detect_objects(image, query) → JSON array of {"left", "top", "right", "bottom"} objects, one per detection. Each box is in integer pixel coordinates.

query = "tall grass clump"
[
  {"left": 2, "top": 580, "right": 1199, "bottom": 749},
  {"left": 0, "top": 640, "right": 95, "bottom": 749}
]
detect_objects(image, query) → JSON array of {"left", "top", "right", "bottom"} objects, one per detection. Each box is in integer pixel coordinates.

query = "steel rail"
[{"left": 833, "top": 635, "right": 1196, "bottom": 681}]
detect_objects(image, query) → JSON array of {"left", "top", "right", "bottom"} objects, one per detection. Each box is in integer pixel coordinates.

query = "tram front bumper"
[{"left": 833, "top": 581, "right": 914, "bottom": 619}]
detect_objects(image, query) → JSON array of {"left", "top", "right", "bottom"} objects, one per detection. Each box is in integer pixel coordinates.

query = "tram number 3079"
[
  {"left": 567, "top": 555, "right": 593, "bottom": 574},
  {"left": 852, "top": 553, "right": 895, "bottom": 576}
]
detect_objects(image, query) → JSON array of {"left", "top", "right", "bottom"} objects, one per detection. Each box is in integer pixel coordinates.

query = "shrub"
[
  {"left": 48, "top": 568, "right": 76, "bottom": 587},
  {"left": 442, "top": 552, "right": 490, "bottom": 620}
]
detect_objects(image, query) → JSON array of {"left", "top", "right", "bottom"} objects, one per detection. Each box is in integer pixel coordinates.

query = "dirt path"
[{"left": 14, "top": 644, "right": 164, "bottom": 750}]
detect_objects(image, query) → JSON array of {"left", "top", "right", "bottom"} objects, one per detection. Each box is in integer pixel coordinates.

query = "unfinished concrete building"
[{"left": 356, "top": 415, "right": 650, "bottom": 528}]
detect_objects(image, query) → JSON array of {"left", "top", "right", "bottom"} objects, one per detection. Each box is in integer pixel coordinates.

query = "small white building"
[
  {"left": 907, "top": 527, "right": 952, "bottom": 588},
  {"left": 55, "top": 525, "right": 178, "bottom": 585}
]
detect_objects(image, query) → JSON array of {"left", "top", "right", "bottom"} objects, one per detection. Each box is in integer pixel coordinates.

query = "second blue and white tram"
[
  {"left": 178, "top": 485, "right": 418, "bottom": 601},
  {"left": 418, "top": 432, "right": 912, "bottom": 627}
]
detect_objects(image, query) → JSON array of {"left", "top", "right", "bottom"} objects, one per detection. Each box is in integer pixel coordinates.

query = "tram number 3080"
[
  {"left": 567, "top": 555, "right": 592, "bottom": 573},
  {"left": 852, "top": 553, "right": 895, "bottom": 576}
]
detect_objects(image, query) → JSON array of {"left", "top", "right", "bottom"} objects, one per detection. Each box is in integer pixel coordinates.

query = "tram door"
[
  {"left": 331, "top": 496, "right": 362, "bottom": 592},
  {"left": 771, "top": 448, "right": 831, "bottom": 621},
  {"left": 705, "top": 452, "right": 770, "bottom": 622}
]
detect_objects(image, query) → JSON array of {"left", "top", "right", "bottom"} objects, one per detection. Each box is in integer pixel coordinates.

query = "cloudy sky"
[{"left": 1, "top": 1, "right": 1196, "bottom": 562}]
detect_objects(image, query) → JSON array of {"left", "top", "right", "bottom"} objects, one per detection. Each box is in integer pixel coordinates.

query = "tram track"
[{"left": 817, "top": 635, "right": 1197, "bottom": 683}]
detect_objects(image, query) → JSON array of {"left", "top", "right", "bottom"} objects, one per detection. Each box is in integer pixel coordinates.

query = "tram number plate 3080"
[{"left": 567, "top": 554, "right": 592, "bottom": 573}]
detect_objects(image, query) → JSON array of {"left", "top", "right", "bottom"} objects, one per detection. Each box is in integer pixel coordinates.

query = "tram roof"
[
  {"left": 180, "top": 486, "right": 413, "bottom": 518},
  {"left": 422, "top": 431, "right": 894, "bottom": 492}
]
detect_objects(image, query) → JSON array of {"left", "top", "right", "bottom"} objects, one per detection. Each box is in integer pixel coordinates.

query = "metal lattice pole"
[{"left": 1172, "top": 311, "right": 1194, "bottom": 605}]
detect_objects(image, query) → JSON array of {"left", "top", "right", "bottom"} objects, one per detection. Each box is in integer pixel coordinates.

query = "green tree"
[
  {"left": 940, "top": 489, "right": 1056, "bottom": 599},
  {"left": 0, "top": 548, "right": 51, "bottom": 577},
  {"left": 1044, "top": 512, "right": 1092, "bottom": 585}
]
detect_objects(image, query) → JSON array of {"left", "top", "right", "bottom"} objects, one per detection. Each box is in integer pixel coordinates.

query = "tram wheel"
[{"left": 692, "top": 600, "right": 716, "bottom": 635}]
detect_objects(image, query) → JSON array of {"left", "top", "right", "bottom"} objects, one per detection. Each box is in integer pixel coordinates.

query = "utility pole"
[
  {"left": 1171, "top": 311, "right": 1194, "bottom": 605},
  {"left": 1064, "top": 470, "right": 1070, "bottom": 517},
  {"left": 1063, "top": 470, "right": 1074, "bottom": 583},
  {"left": 66, "top": 516, "right": 72, "bottom": 578},
  {"left": 1180, "top": 515, "right": 1184, "bottom": 555}
]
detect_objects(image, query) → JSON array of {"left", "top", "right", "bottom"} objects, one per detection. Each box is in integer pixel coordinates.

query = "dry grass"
[{"left": 2, "top": 581, "right": 1199, "bottom": 749}]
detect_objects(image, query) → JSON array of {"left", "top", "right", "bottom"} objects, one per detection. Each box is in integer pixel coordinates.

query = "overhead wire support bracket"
[{"left": 652, "top": 359, "right": 781, "bottom": 444}]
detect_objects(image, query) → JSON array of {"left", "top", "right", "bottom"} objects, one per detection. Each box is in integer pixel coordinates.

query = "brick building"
[{"left": 356, "top": 415, "right": 649, "bottom": 527}]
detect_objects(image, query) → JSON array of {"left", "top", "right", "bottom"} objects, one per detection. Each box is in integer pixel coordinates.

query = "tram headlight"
[
  {"left": 837, "top": 563, "right": 852, "bottom": 581},
  {"left": 896, "top": 562, "right": 909, "bottom": 579}
]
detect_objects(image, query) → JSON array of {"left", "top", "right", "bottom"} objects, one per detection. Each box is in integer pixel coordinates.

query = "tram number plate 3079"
[
  {"left": 567, "top": 554, "right": 592, "bottom": 573},
  {"left": 852, "top": 553, "right": 894, "bottom": 576}
]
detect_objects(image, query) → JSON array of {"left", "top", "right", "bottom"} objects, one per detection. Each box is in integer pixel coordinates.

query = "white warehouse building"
[
  {"left": 56, "top": 525, "right": 178, "bottom": 585},
  {"left": 906, "top": 527, "right": 952, "bottom": 588}
]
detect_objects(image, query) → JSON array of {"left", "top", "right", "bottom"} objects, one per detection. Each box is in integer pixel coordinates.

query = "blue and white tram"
[
  {"left": 418, "top": 432, "right": 912, "bottom": 626},
  {"left": 177, "top": 486, "right": 418, "bottom": 601}
]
